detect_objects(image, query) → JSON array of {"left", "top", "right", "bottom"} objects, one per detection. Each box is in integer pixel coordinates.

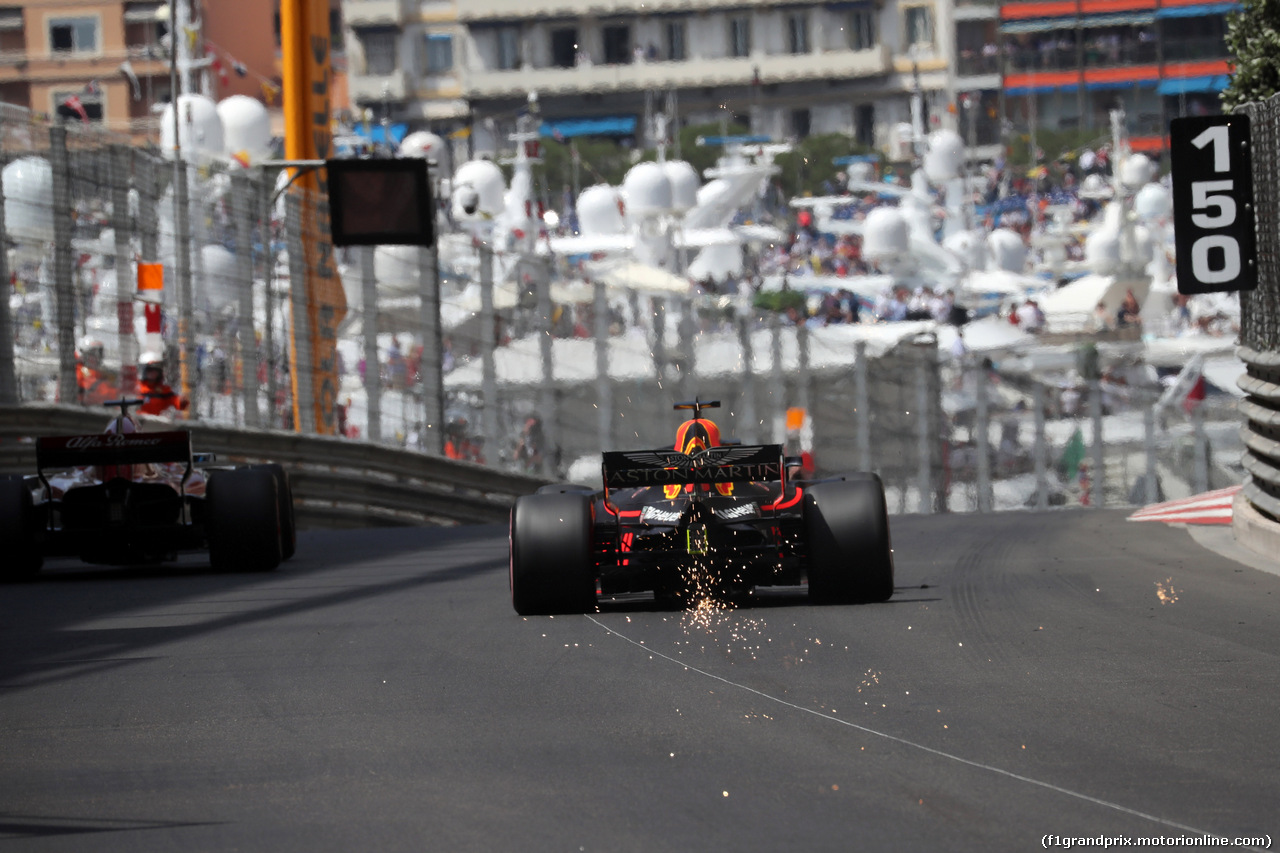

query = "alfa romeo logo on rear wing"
[{"left": 36, "top": 431, "right": 193, "bottom": 469}]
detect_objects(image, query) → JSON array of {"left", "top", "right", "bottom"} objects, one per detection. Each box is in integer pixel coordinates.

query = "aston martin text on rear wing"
[
  {"left": 602, "top": 444, "right": 785, "bottom": 489},
  {"left": 36, "top": 431, "right": 194, "bottom": 470}
]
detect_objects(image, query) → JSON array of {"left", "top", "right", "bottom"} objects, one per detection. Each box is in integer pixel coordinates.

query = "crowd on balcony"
[{"left": 1003, "top": 29, "right": 1158, "bottom": 72}]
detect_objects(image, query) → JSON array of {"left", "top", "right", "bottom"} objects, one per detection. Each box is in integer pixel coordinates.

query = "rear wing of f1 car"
[
  {"left": 602, "top": 444, "right": 786, "bottom": 504},
  {"left": 36, "top": 431, "right": 194, "bottom": 471}
]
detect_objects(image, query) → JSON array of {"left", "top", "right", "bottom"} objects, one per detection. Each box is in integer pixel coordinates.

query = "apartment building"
[
  {"left": 953, "top": 0, "right": 1004, "bottom": 154},
  {"left": 995, "top": 0, "right": 1235, "bottom": 154},
  {"left": 343, "top": 0, "right": 467, "bottom": 146},
  {"left": 342, "top": 0, "right": 955, "bottom": 161},
  {"left": 0, "top": 0, "right": 172, "bottom": 140}
]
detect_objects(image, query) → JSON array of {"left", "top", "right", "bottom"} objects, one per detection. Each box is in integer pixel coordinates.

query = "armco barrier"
[
  {"left": 0, "top": 405, "right": 550, "bottom": 528},
  {"left": 1235, "top": 346, "right": 1280, "bottom": 557}
]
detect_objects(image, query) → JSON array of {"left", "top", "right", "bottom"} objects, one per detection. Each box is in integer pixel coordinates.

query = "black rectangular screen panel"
[{"left": 326, "top": 158, "right": 435, "bottom": 247}]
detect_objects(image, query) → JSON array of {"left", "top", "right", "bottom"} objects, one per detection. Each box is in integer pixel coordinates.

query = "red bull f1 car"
[
  {"left": 0, "top": 399, "right": 296, "bottom": 580},
  {"left": 510, "top": 399, "right": 894, "bottom": 614}
]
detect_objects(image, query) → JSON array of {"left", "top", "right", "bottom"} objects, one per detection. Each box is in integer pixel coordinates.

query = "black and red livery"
[{"left": 509, "top": 399, "right": 894, "bottom": 614}]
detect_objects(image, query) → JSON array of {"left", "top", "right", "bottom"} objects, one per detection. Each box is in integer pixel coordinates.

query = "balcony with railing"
[
  {"left": 957, "top": 49, "right": 1001, "bottom": 77},
  {"left": 349, "top": 70, "right": 411, "bottom": 103},
  {"left": 459, "top": 0, "right": 812, "bottom": 22},
  {"left": 1004, "top": 41, "right": 1079, "bottom": 72},
  {"left": 956, "top": 0, "right": 1001, "bottom": 20},
  {"left": 463, "top": 45, "right": 891, "bottom": 98},
  {"left": 1080, "top": 37, "right": 1158, "bottom": 67},
  {"left": 345, "top": 0, "right": 409, "bottom": 29},
  {"left": 1162, "top": 35, "right": 1230, "bottom": 62},
  {"left": 1003, "top": 37, "right": 1158, "bottom": 73}
]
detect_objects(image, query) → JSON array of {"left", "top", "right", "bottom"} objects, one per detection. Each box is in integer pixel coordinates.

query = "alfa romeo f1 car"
[
  {"left": 0, "top": 399, "right": 296, "bottom": 580},
  {"left": 510, "top": 399, "right": 894, "bottom": 615}
]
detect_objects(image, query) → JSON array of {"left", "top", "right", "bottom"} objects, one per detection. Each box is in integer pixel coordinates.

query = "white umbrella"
[{"left": 585, "top": 260, "right": 691, "bottom": 295}]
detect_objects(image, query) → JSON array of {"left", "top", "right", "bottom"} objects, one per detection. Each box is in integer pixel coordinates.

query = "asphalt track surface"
[{"left": 2, "top": 510, "right": 1278, "bottom": 852}]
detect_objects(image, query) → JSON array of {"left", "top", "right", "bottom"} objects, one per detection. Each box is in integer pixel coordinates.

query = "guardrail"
[
  {"left": 1237, "top": 346, "right": 1280, "bottom": 521},
  {"left": 0, "top": 404, "right": 550, "bottom": 528}
]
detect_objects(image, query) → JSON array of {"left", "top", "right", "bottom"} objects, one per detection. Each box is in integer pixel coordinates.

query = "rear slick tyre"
[
  {"left": 252, "top": 463, "right": 296, "bottom": 560},
  {"left": 208, "top": 468, "right": 281, "bottom": 572},
  {"left": 510, "top": 492, "right": 595, "bottom": 615},
  {"left": 804, "top": 476, "right": 894, "bottom": 604},
  {"left": 0, "top": 478, "right": 42, "bottom": 581}
]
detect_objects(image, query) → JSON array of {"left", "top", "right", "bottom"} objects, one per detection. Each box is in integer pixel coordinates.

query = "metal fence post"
[
  {"left": 855, "top": 340, "right": 871, "bottom": 472},
  {"left": 975, "top": 359, "right": 992, "bottom": 512},
  {"left": 136, "top": 150, "right": 159, "bottom": 394},
  {"left": 138, "top": 153, "right": 159, "bottom": 264},
  {"left": 0, "top": 154, "right": 14, "bottom": 404},
  {"left": 1089, "top": 377, "right": 1105, "bottom": 507},
  {"left": 769, "top": 312, "right": 784, "bottom": 443},
  {"left": 737, "top": 312, "right": 757, "bottom": 444},
  {"left": 173, "top": 159, "right": 196, "bottom": 419},
  {"left": 260, "top": 179, "right": 278, "bottom": 428},
  {"left": 796, "top": 318, "right": 810, "bottom": 420},
  {"left": 652, "top": 296, "right": 667, "bottom": 388},
  {"left": 50, "top": 125, "right": 77, "bottom": 405},
  {"left": 190, "top": 168, "right": 208, "bottom": 417},
  {"left": 286, "top": 193, "right": 315, "bottom": 433},
  {"left": 916, "top": 353, "right": 932, "bottom": 515},
  {"left": 479, "top": 243, "right": 497, "bottom": 458},
  {"left": 1192, "top": 404, "right": 1209, "bottom": 494},
  {"left": 677, "top": 296, "right": 694, "bottom": 401},
  {"left": 418, "top": 244, "right": 443, "bottom": 453},
  {"left": 361, "top": 245, "right": 380, "bottom": 442},
  {"left": 111, "top": 146, "right": 138, "bottom": 397},
  {"left": 1144, "top": 404, "right": 1158, "bottom": 504},
  {"left": 1033, "top": 381, "right": 1048, "bottom": 510},
  {"left": 231, "top": 171, "right": 260, "bottom": 428},
  {"left": 594, "top": 278, "right": 613, "bottom": 454},
  {"left": 536, "top": 261, "right": 556, "bottom": 478}
]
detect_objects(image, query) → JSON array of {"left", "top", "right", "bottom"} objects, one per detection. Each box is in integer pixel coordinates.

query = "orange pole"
[{"left": 279, "top": 0, "right": 345, "bottom": 434}]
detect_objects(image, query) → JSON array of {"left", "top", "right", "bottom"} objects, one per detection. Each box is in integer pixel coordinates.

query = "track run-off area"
[{"left": 2, "top": 510, "right": 1277, "bottom": 852}]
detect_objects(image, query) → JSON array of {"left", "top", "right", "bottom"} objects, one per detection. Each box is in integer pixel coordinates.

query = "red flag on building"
[{"left": 59, "top": 94, "right": 88, "bottom": 123}]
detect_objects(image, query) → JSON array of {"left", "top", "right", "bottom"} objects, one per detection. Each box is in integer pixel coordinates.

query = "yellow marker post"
[{"left": 280, "top": 0, "right": 346, "bottom": 434}]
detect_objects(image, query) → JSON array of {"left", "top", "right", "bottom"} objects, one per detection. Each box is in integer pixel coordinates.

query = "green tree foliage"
[
  {"left": 529, "top": 121, "right": 867, "bottom": 208},
  {"left": 675, "top": 121, "right": 751, "bottom": 177},
  {"left": 530, "top": 122, "right": 749, "bottom": 205},
  {"left": 1222, "top": 0, "right": 1280, "bottom": 110},
  {"left": 1006, "top": 127, "right": 1109, "bottom": 169},
  {"left": 536, "top": 136, "right": 638, "bottom": 197},
  {"left": 753, "top": 287, "right": 807, "bottom": 314},
  {"left": 773, "top": 133, "right": 874, "bottom": 198}
]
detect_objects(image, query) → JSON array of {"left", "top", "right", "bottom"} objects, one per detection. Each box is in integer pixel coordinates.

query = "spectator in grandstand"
[
  {"left": 1115, "top": 289, "right": 1141, "bottom": 328},
  {"left": 1016, "top": 298, "right": 1046, "bottom": 332},
  {"left": 1092, "top": 301, "right": 1111, "bottom": 332}
]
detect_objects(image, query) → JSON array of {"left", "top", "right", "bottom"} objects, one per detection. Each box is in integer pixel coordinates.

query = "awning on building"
[
  {"left": 540, "top": 116, "right": 638, "bottom": 139},
  {"left": 1157, "top": 75, "right": 1231, "bottom": 94},
  {"left": 1000, "top": 17, "right": 1079, "bottom": 33},
  {"left": 1155, "top": 2, "right": 1240, "bottom": 17},
  {"left": 1078, "top": 11, "right": 1157, "bottom": 25},
  {"left": 348, "top": 122, "right": 409, "bottom": 146},
  {"left": 1006, "top": 84, "right": 1080, "bottom": 95},
  {"left": 1086, "top": 78, "right": 1159, "bottom": 89}
]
